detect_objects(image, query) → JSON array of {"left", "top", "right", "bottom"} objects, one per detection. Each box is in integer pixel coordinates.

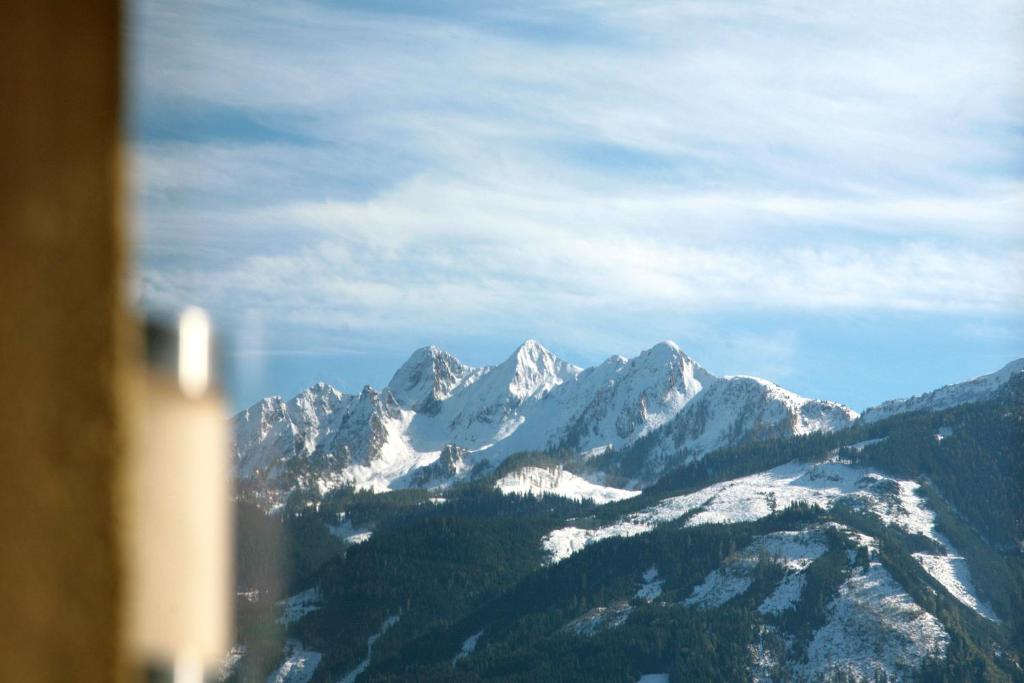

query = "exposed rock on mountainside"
[{"left": 233, "top": 341, "right": 860, "bottom": 499}]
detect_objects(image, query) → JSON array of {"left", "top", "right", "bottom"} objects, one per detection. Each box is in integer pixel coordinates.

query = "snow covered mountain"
[
  {"left": 232, "top": 340, "right": 859, "bottom": 499},
  {"left": 233, "top": 383, "right": 349, "bottom": 480},
  {"left": 631, "top": 375, "right": 858, "bottom": 476},
  {"left": 497, "top": 341, "right": 715, "bottom": 456},
  {"left": 861, "top": 358, "right": 1024, "bottom": 423},
  {"left": 403, "top": 339, "right": 582, "bottom": 452},
  {"left": 386, "top": 345, "right": 483, "bottom": 414}
]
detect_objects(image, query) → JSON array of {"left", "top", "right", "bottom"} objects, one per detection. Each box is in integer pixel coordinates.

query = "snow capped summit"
[
  {"left": 233, "top": 340, "right": 862, "bottom": 496},
  {"left": 232, "top": 380, "right": 416, "bottom": 496},
  {"left": 233, "top": 384, "right": 349, "bottom": 479},
  {"left": 333, "top": 386, "right": 405, "bottom": 464},
  {"left": 724, "top": 376, "right": 860, "bottom": 435},
  {"left": 634, "top": 374, "right": 858, "bottom": 474},
  {"left": 497, "top": 340, "right": 716, "bottom": 456},
  {"left": 387, "top": 346, "right": 481, "bottom": 413},
  {"left": 862, "top": 357, "right": 1024, "bottom": 423},
  {"left": 399, "top": 341, "right": 581, "bottom": 451},
  {"left": 646, "top": 339, "right": 681, "bottom": 355},
  {"left": 500, "top": 339, "right": 581, "bottom": 400}
]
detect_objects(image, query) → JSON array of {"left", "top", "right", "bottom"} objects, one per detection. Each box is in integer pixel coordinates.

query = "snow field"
[{"left": 495, "top": 466, "right": 640, "bottom": 504}]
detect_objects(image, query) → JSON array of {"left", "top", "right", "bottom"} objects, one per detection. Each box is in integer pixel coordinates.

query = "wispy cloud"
[{"left": 131, "top": 0, "right": 1024, "bottom": 405}]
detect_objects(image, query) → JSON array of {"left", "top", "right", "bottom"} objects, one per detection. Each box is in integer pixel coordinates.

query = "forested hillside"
[{"left": 226, "top": 375, "right": 1024, "bottom": 682}]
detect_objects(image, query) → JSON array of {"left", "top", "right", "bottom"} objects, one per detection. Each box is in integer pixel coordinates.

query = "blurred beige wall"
[{"left": 0, "top": 1, "right": 125, "bottom": 681}]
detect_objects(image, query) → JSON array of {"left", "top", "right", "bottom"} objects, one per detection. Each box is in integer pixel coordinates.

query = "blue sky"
[{"left": 130, "top": 0, "right": 1024, "bottom": 412}]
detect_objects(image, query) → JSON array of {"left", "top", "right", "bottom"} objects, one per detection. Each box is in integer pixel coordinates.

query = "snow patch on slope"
[
  {"left": 847, "top": 437, "right": 888, "bottom": 452},
  {"left": 495, "top": 466, "right": 640, "bottom": 504},
  {"left": 277, "top": 587, "right": 321, "bottom": 625},
  {"left": 759, "top": 573, "right": 808, "bottom": 615},
  {"left": 266, "top": 641, "right": 322, "bottom": 683},
  {"left": 796, "top": 563, "right": 948, "bottom": 681},
  {"left": 544, "top": 461, "right": 931, "bottom": 563},
  {"left": 913, "top": 551, "right": 999, "bottom": 621},
  {"left": 451, "top": 630, "right": 483, "bottom": 665},
  {"left": 683, "top": 566, "right": 753, "bottom": 610},
  {"left": 566, "top": 603, "right": 633, "bottom": 636},
  {"left": 683, "top": 528, "right": 827, "bottom": 610},
  {"left": 339, "top": 615, "right": 400, "bottom": 683},
  {"left": 328, "top": 513, "right": 373, "bottom": 545},
  {"left": 635, "top": 566, "right": 664, "bottom": 602}
]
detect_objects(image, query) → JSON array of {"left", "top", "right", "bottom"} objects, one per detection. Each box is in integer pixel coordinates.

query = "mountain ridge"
[
  {"left": 233, "top": 343, "right": 1023, "bottom": 506},
  {"left": 232, "top": 340, "right": 873, "bottom": 501}
]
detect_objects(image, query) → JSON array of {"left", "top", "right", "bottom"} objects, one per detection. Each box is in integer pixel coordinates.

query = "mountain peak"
[
  {"left": 640, "top": 341, "right": 675, "bottom": 360},
  {"left": 511, "top": 339, "right": 556, "bottom": 363},
  {"left": 500, "top": 340, "right": 581, "bottom": 399},
  {"left": 298, "top": 381, "right": 342, "bottom": 399},
  {"left": 636, "top": 340, "right": 695, "bottom": 364},
  {"left": 387, "top": 344, "right": 476, "bottom": 410},
  {"left": 633, "top": 340, "right": 715, "bottom": 386}
]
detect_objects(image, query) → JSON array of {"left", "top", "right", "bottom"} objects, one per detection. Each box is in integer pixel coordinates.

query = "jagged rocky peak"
[
  {"left": 237, "top": 394, "right": 282, "bottom": 421},
  {"left": 289, "top": 381, "right": 345, "bottom": 416},
  {"left": 436, "top": 443, "right": 467, "bottom": 469},
  {"left": 232, "top": 395, "right": 300, "bottom": 479},
  {"left": 499, "top": 339, "right": 581, "bottom": 399},
  {"left": 387, "top": 345, "right": 477, "bottom": 411},
  {"left": 631, "top": 340, "right": 716, "bottom": 396},
  {"left": 353, "top": 384, "right": 401, "bottom": 417}
]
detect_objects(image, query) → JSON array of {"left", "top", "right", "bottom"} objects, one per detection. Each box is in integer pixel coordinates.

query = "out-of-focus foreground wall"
[{"left": 0, "top": 2, "right": 125, "bottom": 681}]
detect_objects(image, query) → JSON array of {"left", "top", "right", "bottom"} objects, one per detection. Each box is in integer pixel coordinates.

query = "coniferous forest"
[{"left": 228, "top": 376, "right": 1024, "bottom": 683}]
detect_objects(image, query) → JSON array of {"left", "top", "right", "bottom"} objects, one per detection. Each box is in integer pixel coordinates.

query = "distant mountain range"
[{"left": 232, "top": 340, "right": 1020, "bottom": 507}]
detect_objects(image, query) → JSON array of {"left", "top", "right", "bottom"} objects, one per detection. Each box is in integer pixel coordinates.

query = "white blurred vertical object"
[
  {"left": 177, "top": 307, "right": 210, "bottom": 399},
  {"left": 125, "top": 308, "right": 232, "bottom": 678}
]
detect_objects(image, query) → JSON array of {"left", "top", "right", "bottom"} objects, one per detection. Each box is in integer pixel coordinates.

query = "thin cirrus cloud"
[{"left": 131, "top": 0, "right": 1024, "bottom": 407}]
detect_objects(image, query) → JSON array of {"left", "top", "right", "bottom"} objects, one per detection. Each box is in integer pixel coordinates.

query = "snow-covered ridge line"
[
  {"left": 542, "top": 459, "right": 997, "bottom": 621},
  {"left": 862, "top": 357, "right": 1024, "bottom": 423},
  {"left": 234, "top": 339, "right": 861, "bottom": 496},
  {"left": 543, "top": 460, "right": 934, "bottom": 564}
]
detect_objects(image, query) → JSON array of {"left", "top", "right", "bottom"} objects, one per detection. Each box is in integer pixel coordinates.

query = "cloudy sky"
[{"left": 131, "top": 0, "right": 1024, "bottom": 411}]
